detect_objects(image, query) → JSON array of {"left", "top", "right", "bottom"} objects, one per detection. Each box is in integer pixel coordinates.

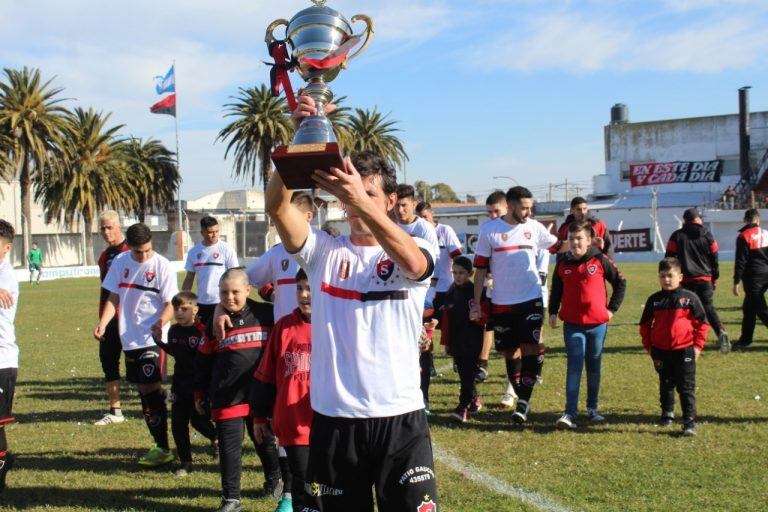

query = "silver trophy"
[{"left": 267, "top": 0, "right": 374, "bottom": 188}]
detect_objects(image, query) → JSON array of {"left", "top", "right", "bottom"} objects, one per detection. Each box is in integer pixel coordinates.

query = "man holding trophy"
[{"left": 262, "top": 3, "right": 439, "bottom": 510}]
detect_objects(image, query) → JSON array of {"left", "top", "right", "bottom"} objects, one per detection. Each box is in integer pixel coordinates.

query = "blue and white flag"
[{"left": 154, "top": 65, "right": 175, "bottom": 95}]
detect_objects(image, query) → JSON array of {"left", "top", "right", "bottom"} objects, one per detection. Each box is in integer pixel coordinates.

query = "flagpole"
[{"left": 173, "top": 59, "right": 183, "bottom": 261}]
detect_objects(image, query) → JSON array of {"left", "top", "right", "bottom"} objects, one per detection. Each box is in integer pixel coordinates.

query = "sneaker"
[
  {"left": 173, "top": 462, "right": 192, "bottom": 477},
  {"left": 275, "top": 496, "right": 293, "bottom": 512},
  {"left": 138, "top": 445, "right": 174, "bottom": 467},
  {"left": 718, "top": 332, "right": 731, "bottom": 354},
  {"left": 209, "top": 439, "right": 219, "bottom": 459},
  {"left": 682, "top": 422, "right": 697, "bottom": 436},
  {"left": 93, "top": 413, "right": 125, "bottom": 426},
  {"left": 259, "top": 478, "right": 284, "bottom": 499},
  {"left": 587, "top": 408, "right": 606, "bottom": 423},
  {"left": 511, "top": 400, "right": 529, "bottom": 424},
  {"left": 0, "top": 452, "right": 16, "bottom": 493},
  {"left": 500, "top": 382, "right": 517, "bottom": 408},
  {"left": 450, "top": 405, "right": 468, "bottom": 423},
  {"left": 474, "top": 367, "right": 488, "bottom": 383},
  {"left": 556, "top": 413, "right": 577, "bottom": 430},
  {"left": 732, "top": 339, "right": 753, "bottom": 350},
  {"left": 657, "top": 413, "right": 674, "bottom": 427},
  {"left": 468, "top": 396, "right": 483, "bottom": 415},
  {"left": 214, "top": 499, "right": 243, "bottom": 512}
]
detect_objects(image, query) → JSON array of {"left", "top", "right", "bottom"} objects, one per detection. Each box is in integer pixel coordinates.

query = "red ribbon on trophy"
[
  {"left": 268, "top": 41, "right": 298, "bottom": 111},
  {"left": 299, "top": 35, "right": 361, "bottom": 70}
]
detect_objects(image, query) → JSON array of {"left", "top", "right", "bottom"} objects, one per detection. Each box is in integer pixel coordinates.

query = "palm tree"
[
  {"left": 0, "top": 67, "right": 69, "bottom": 256},
  {"left": 121, "top": 137, "right": 179, "bottom": 222},
  {"left": 217, "top": 84, "right": 293, "bottom": 193},
  {"left": 0, "top": 133, "right": 14, "bottom": 182},
  {"left": 36, "top": 107, "right": 132, "bottom": 265},
  {"left": 345, "top": 107, "right": 409, "bottom": 174}
]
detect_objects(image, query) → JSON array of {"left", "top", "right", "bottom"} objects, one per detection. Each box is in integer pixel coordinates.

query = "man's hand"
[
  {"left": 194, "top": 398, "right": 206, "bottom": 416},
  {"left": 312, "top": 157, "right": 371, "bottom": 208},
  {"left": 607, "top": 310, "right": 614, "bottom": 321},
  {"left": 253, "top": 420, "right": 272, "bottom": 444},
  {"left": 93, "top": 324, "right": 106, "bottom": 341},
  {"left": 291, "top": 95, "right": 336, "bottom": 129},
  {"left": 733, "top": 283, "right": 740, "bottom": 297},
  {"left": 0, "top": 288, "right": 14, "bottom": 309},
  {"left": 694, "top": 347, "right": 702, "bottom": 361},
  {"left": 424, "top": 319, "right": 439, "bottom": 331},
  {"left": 151, "top": 320, "right": 164, "bottom": 342},
  {"left": 549, "top": 314, "right": 558, "bottom": 329},
  {"left": 469, "top": 301, "right": 482, "bottom": 322},
  {"left": 593, "top": 237, "right": 605, "bottom": 250}
]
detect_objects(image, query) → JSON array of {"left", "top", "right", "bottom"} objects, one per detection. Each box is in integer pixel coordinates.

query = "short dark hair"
[
  {"left": 296, "top": 268, "right": 308, "bottom": 282},
  {"left": 744, "top": 208, "right": 760, "bottom": 223},
  {"left": 200, "top": 216, "right": 218, "bottom": 230},
  {"left": 352, "top": 152, "right": 397, "bottom": 195},
  {"left": 322, "top": 224, "right": 340, "bottom": 237},
  {"left": 126, "top": 223, "right": 152, "bottom": 246},
  {"left": 396, "top": 184, "right": 416, "bottom": 201},
  {"left": 172, "top": 291, "right": 198, "bottom": 307},
  {"left": 570, "top": 196, "right": 587, "bottom": 209},
  {"left": 567, "top": 219, "right": 594, "bottom": 238},
  {"left": 682, "top": 208, "right": 701, "bottom": 223},
  {"left": 505, "top": 186, "right": 533, "bottom": 204},
  {"left": 415, "top": 201, "right": 432, "bottom": 213},
  {"left": 658, "top": 257, "right": 682, "bottom": 273},
  {"left": 0, "top": 219, "right": 15, "bottom": 244},
  {"left": 291, "top": 192, "right": 314, "bottom": 213},
  {"left": 453, "top": 255, "right": 473, "bottom": 273},
  {"left": 485, "top": 190, "right": 506, "bottom": 206}
]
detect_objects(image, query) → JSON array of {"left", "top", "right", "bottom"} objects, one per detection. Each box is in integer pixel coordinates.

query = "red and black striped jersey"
[
  {"left": 194, "top": 299, "right": 274, "bottom": 421},
  {"left": 97, "top": 240, "right": 128, "bottom": 313},
  {"left": 639, "top": 288, "right": 709, "bottom": 352},
  {"left": 734, "top": 223, "right": 768, "bottom": 284}
]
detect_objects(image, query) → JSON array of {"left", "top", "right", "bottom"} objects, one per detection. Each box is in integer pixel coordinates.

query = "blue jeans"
[{"left": 563, "top": 323, "right": 607, "bottom": 417}]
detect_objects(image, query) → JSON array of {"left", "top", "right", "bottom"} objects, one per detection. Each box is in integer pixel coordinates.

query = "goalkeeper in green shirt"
[{"left": 27, "top": 242, "right": 42, "bottom": 285}]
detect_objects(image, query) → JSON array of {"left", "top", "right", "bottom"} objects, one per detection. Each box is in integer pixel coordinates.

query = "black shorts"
[
  {"left": 491, "top": 298, "right": 544, "bottom": 351},
  {"left": 197, "top": 303, "right": 218, "bottom": 329},
  {"left": 124, "top": 346, "right": 165, "bottom": 385},
  {"left": 99, "top": 318, "right": 122, "bottom": 382},
  {"left": 306, "top": 409, "right": 438, "bottom": 512},
  {"left": 0, "top": 368, "right": 18, "bottom": 425}
]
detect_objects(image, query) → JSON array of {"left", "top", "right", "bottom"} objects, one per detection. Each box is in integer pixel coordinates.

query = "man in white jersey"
[
  {"left": 471, "top": 187, "right": 563, "bottom": 424},
  {"left": 394, "top": 184, "right": 439, "bottom": 256},
  {"left": 267, "top": 100, "right": 439, "bottom": 510},
  {"left": 247, "top": 192, "right": 314, "bottom": 321},
  {"left": 94, "top": 223, "right": 179, "bottom": 466},
  {"left": 182, "top": 216, "right": 238, "bottom": 327},
  {"left": 0, "top": 220, "right": 19, "bottom": 492}
]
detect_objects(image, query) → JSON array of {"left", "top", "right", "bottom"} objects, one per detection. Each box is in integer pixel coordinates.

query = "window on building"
[{"left": 467, "top": 217, "right": 479, "bottom": 226}]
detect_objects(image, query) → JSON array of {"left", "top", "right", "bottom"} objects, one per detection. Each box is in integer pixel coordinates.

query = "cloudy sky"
[{"left": 2, "top": 0, "right": 767, "bottom": 201}]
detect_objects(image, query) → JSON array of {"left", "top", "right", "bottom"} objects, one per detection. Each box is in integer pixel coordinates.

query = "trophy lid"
[{"left": 291, "top": 1, "right": 346, "bottom": 22}]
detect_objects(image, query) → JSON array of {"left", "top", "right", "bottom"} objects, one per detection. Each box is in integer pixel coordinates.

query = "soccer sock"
[
  {"left": 141, "top": 390, "right": 169, "bottom": 451},
  {"left": 478, "top": 359, "right": 488, "bottom": 369},
  {"left": 0, "top": 426, "right": 6, "bottom": 454},
  {"left": 279, "top": 452, "right": 292, "bottom": 495},
  {"left": 506, "top": 358, "right": 522, "bottom": 395},
  {"left": 110, "top": 407, "right": 123, "bottom": 417},
  {"left": 518, "top": 353, "right": 542, "bottom": 402}
]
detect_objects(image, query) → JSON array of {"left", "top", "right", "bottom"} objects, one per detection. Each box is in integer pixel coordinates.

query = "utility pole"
[{"left": 564, "top": 178, "right": 568, "bottom": 202}]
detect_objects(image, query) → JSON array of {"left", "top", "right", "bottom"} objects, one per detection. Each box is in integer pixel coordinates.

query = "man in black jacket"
[
  {"left": 732, "top": 209, "right": 768, "bottom": 349},
  {"left": 665, "top": 208, "right": 729, "bottom": 353}
]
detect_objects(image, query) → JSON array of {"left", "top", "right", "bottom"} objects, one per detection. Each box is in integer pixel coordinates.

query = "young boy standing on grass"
[
  {"left": 27, "top": 241, "right": 42, "bottom": 285},
  {"left": 154, "top": 291, "right": 217, "bottom": 477},
  {"left": 0, "top": 219, "right": 19, "bottom": 492},
  {"left": 640, "top": 257, "right": 709, "bottom": 436},
  {"left": 442, "top": 256, "right": 485, "bottom": 423}
]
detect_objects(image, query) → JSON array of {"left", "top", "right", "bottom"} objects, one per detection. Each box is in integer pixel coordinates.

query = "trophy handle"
[
  {"left": 347, "top": 14, "right": 375, "bottom": 61},
  {"left": 265, "top": 18, "right": 290, "bottom": 45}
]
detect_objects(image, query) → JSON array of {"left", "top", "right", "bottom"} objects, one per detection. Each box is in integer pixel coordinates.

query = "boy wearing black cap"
[{"left": 665, "top": 208, "right": 729, "bottom": 353}]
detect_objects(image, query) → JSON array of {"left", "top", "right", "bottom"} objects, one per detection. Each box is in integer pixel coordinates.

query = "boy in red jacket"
[
  {"left": 251, "top": 269, "right": 317, "bottom": 512},
  {"left": 640, "top": 258, "right": 709, "bottom": 436}
]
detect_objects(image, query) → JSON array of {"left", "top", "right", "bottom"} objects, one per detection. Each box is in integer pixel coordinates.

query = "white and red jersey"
[
  {"left": 246, "top": 243, "right": 300, "bottom": 321},
  {"left": 398, "top": 217, "right": 439, "bottom": 254},
  {"left": 294, "top": 228, "right": 436, "bottom": 418},
  {"left": 474, "top": 217, "right": 558, "bottom": 305},
  {"left": 434, "top": 223, "right": 462, "bottom": 293},
  {"left": 103, "top": 251, "right": 178, "bottom": 350},
  {"left": 253, "top": 308, "right": 312, "bottom": 446},
  {"left": 0, "top": 258, "right": 19, "bottom": 369},
  {"left": 184, "top": 240, "right": 238, "bottom": 305}
]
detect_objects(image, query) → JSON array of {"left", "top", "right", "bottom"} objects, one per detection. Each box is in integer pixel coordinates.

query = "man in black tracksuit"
[
  {"left": 732, "top": 209, "right": 768, "bottom": 349},
  {"left": 665, "top": 208, "right": 729, "bottom": 353}
]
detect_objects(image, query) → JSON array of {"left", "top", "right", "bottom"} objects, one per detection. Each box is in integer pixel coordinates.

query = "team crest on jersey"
[
  {"left": 501, "top": 233, "right": 509, "bottom": 241},
  {"left": 532, "top": 329, "right": 541, "bottom": 341},
  {"left": 524, "top": 231, "right": 532, "bottom": 240},
  {"left": 188, "top": 336, "right": 200, "bottom": 348},
  {"left": 213, "top": 252, "right": 220, "bottom": 259},
  {"left": 142, "top": 364, "right": 155, "bottom": 377},
  {"left": 197, "top": 252, "right": 202, "bottom": 259},
  {"left": 338, "top": 259, "right": 350, "bottom": 280},
  {"left": 123, "top": 268, "right": 129, "bottom": 278},
  {"left": 145, "top": 271, "right": 156, "bottom": 283},
  {"left": 376, "top": 258, "right": 395, "bottom": 281},
  {"left": 678, "top": 297, "right": 690, "bottom": 307},
  {"left": 281, "top": 258, "right": 290, "bottom": 272},
  {"left": 586, "top": 264, "right": 597, "bottom": 275},
  {"left": 417, "top": 496, "right": 436, "bottom": 512}
]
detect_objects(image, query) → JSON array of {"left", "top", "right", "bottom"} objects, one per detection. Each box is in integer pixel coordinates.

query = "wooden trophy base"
[{"left": 272, "top": 142, "right": 345, "bottom": 190}]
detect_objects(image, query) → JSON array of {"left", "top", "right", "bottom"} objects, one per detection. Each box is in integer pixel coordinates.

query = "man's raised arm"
[{"left": 265, "top": 172, "right": 310, "bottom": 254}]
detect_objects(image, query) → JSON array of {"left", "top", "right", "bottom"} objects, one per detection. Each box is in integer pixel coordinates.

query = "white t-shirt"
[
  {"left": 434, "top": 223, "right": 463, "bottom": 293},
  {"left": 0, "top": 259, "right": 19, "bottom": 369},
  {"left": 536, "top": 248, "right": 550, "bottom": 308},
  {"left": 474, "top": 217, "right": 558, "bottom": 305},
  {"left": 294, "top": 228, "right": 435, "bottom": 418},
  {"left": 246, "top": 243, "right": 300, "bottom": 321},
  {"left": 184, "top": 241, "right": 238, "bottom": 305},
  {"left": 104, "top": 251, "right": 179, "bottom": 350}
]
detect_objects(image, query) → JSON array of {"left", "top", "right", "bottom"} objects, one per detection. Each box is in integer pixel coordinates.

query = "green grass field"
[{"left": 2, "top": 262, "right": 767, "bottom": 511}]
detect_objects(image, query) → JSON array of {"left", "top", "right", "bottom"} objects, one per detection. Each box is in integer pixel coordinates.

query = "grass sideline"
[{"left": 1, "top": 262, "right": 766, "bottom": 511}]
